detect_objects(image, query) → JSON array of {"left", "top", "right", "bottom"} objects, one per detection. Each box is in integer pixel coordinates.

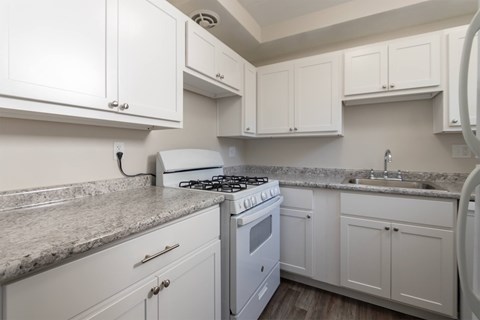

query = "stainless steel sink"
[{"left": 343, "top": 178, "right": 445, "bottom": 191}]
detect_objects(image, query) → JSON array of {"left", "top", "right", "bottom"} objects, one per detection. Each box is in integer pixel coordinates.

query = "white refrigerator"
[{"left": 458, "top": 5, "right": 480, "bottom": 320}]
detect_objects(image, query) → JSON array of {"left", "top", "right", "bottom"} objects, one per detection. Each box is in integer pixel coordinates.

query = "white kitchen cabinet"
[
  {"left": 0, "top": 0, "right": 183, "bottom": 129},
  {"left": 186, "top": 20, "right": 242, "bottom": 92},
  {"left": 433, "top": 26, "right": 477, "bottom": 133},
  {"left": 3, "top": 206, "right": 220, "bottom": 320},
  {"left": 257, "top": 52, "right": 342, "bottom": 136},
  {"left": 340, "top": 216, "right": 391, "bottom": 299},
  {"left": 344, "top": 33, "right": 441, "bottom": 96},
  {"left": 279, "top": 187, "right": 313, "bottom": 277},
  {"left": 217, "top": 61, "right": 256, "bottom": 137},
  {"left": 340, "top": 192, "right": 457, "bottom": 317}
]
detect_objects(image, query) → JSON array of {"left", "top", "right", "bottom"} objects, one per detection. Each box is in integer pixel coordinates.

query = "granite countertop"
[
  {"left": 226, "top": 166, "right": 468, "bottom": 200},
  {"left": 0, "top": 182, "right": 224, "bottom": 284}
]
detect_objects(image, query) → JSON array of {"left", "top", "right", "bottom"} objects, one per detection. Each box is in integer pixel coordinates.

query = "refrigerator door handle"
[
  {"left": 460, "top": 10, "right": 480, "bottom": 157},
  {"left": 457, "top": 165, "right": 480, "bottom": 318}
]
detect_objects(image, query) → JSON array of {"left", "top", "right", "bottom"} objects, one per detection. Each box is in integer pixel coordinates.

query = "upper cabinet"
[
  {"left": 433, "top": 25, "right": 477, "bottom": 133},
  {"left": 344, "top": 33, "right": 441, "bottom": 103},
  {"left": 217, "top": 62, "right": 256, "bottom": 138},
  {"left": 257, "top": 52, "right": 343, "bottom": 137},
  {"left": 0, "top": 0, "right": 184, "bottom": 129},
  {"left": 185, "top": 20, "right": 242, "bottom": 97}
]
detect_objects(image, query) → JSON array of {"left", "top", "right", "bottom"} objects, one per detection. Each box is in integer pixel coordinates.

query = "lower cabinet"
[
  {"left": 2, "top": 206, "right": 221, "bottom": 320},
  {"left": 340, "top": 192, "right": 457, "bottom": 317},
  {"left": 279, "top": 187, "right": 340, "bottom": 285},
  {"left": 77, "top": 241, "right": 220, "bottom": 320}
]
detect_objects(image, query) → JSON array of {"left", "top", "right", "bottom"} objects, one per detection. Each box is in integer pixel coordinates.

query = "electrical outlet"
[
  {"left": 452, "top": 144, "right": 471, "bottom": 158},
  {"left": 113, "top": 142, "right": 125, "bottom": 160}
]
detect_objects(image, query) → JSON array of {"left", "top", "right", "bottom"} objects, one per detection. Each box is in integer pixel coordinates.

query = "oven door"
[{"left": 230, "top": 195, "right": 283, "bottom": 315}]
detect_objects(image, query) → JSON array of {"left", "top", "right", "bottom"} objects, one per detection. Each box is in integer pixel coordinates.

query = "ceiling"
[{"left": 168, "top": 0, "right": 477, "bottom": 65}]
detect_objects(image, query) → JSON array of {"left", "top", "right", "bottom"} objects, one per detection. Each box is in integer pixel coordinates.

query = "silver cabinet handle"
[
  {"left": 151, "top": 286, "right": 160, "bottom": 295},
  {"left": 162, "top": 279, "right": 171, "bottom": 288},
  {"left": 120, "top": 103, "right": 129, "bottom": 110},
  {"left": 141, "top": 244, "right": 180, "bottom": 264},
  {"left": 108, "top": 100, "right": 119, "bottom": 108},
  {"left": 451, "top": 119, "right": 459, "bottom": 124}
]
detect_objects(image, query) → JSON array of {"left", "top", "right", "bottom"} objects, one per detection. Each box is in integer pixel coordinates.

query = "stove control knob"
[
  {"left": 275, "top": 187, "right": 279, "bottom": 194},
  {"left": 244, "top": 199, "right": 251, "bottom": 209},
  {"left": 270, "top": 189, "right": 275, "bottom": 196},
  {"left": 250, "top": 196, "right": 256, "bottom": 205},
  {"left": 261, "top": 192, "right": 267, "bottom": 200}
]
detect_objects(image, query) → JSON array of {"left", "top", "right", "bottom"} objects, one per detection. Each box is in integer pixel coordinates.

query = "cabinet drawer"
[
  {"left": 3, "top": 206, "right": 220, "bottom": 320},
  {"left": 281, "top": 187, "right": 313, "bottom": 210},
  {"left": 340, "top": 192, "right": 455, "bottom": 228}
]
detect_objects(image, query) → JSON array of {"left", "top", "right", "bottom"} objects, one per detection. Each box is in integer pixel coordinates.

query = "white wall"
[
  {"left": 245, "top": 100, "right": 476, "bottom": 173},
  {"left": 0, "top": 91, "right": 246, "bottom": 192}
]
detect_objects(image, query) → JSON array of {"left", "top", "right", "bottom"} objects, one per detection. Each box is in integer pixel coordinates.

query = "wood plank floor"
[{"left": 259, "top": 279, "right": 421, "bottom": 320}]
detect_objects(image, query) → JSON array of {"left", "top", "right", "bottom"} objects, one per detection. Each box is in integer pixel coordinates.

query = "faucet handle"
[
  {"left": 397, "top": 170, "right": 403, "bottom": 180},
  {"left": 369, "top": 169, "right": 375, "bottom": 179}
]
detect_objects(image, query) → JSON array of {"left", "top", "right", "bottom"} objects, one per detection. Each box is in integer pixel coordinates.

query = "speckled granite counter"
[
  {"left": 0, "top": 177, "right": 224, "bottom": 284},
  {"left": 225, "top": 165, "right": 468, "bottom": 200}
]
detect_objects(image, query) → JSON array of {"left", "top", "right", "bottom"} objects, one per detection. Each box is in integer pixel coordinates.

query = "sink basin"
[{"left": 343, "top": 178, "right": 445, "bottom": 191}]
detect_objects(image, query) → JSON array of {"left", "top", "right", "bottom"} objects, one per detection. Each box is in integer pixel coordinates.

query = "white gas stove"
[{"left": 156, "top": 149, "right": 282, "bottom": 320}]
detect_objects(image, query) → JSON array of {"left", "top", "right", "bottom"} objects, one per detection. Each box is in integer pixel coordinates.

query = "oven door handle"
[{"left": 237, "top": 196, "right": 283, "bottom": 227}]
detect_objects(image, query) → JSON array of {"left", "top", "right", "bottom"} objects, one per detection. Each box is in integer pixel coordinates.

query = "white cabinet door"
[
  {"left": 448, "top": 27, "right": 477, "bottom": 127},
  {"left": 388, "top": 34, "right": 440, "bottom": 91},
  {"left": 391, "top": 223, "right": 455, "bottom": 316},
  {"left": 340, "top": 217, "right": 391, "bottom": 299},
  {"left": 294, "top": 54, "right": 341, "bottom": 133},
  {"left": 244, "top": 62, "right": 257, "bottom": 134},
  {"left": 117, "top": 0, "right": 182, "bottom": 121},
  {"left": 186, "top": 22, "right": 216, "bottom": 80},
  {"left": 77, "top": 278, "right": 158, "bottom": 320},
  {"left": 257, "top": 62, "right": 294, "bottom": 134},
  {"left": 280, "top": 208, "right": 313, "bottom": 277},
  {"left": 344, "top": 44, "right": 388, "bottom": 95},
  {"left": 156, "top": 241, "right": 221, "bottom": 320},
  {"left": 217, "top": 46, "right": 242, "bottom": 90},
  {"left": 0, "top": 0, "right": 115, "bottom": 110}
]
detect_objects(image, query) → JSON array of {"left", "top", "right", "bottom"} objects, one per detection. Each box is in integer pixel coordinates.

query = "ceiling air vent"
[{"left": 189, "top": 9, "right": 220, "bottom": 29}]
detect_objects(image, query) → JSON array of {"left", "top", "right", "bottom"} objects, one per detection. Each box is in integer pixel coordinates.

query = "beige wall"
[
  {"left": 0, "top": 91, "right": 246, "bottom": 192},
  {"left": 245, "top": 100, "right": 476, "bottom": 173}
]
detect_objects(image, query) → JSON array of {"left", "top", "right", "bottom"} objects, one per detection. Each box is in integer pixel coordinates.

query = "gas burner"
[
  {"left": 212, "top": 175, "right": 269, "bottom": 186},
  {"left": 178, "top": 179, "right": 247, "bottom": 193}
]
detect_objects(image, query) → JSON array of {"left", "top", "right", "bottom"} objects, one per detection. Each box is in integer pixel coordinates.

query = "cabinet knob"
[
  {"left": 390, "top": 84, "right": 395, "bottom": 89},
  {"left": 246, "top": 127, "right": 250, "bottom": 131},
  {"left": 216, "top": 73, "right": 221, "bottom": 78},
  {"left": 294, "top": 127, "right": 298, "bottom": 131},
  {"left": 393, "top": 227, "right": 399, "bottom": 232},
  {"left": 289, "top": 128, "right": 293, "bottom": 131},
  {"left": 108, "top": 100, "right": 119, "bottom": 108},
  {"left": 220, "top": 74, "right": 225, "bottom": 80},
  {"left": 382, "top": 85, "right": 387, "bottom": 89},
  {"left": 451, "top": 119, "right": 459, "bottom": 124},
  {"left": 151, "top": 286, "right": 160, "bottom": 295},
  {"left": 162, "top": 279, "right": 171, "bottom": 288},
  {"left": 385, "top": 226, "right": 390, "bottom": 231},
  {"left": 306, "top": 215, "right": 311, "bottom": 219},
  {"left": 120, "top": 103, "right": 129, "bottom": 110}
]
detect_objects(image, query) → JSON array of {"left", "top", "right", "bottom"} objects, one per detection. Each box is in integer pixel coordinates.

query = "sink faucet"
[{"left": 384, "top": 149, "right": 392, "bottom": 179}]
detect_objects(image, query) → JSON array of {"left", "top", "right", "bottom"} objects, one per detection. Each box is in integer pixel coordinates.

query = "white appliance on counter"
[
  {"left": 458, "top": 4, "right": 480, "bottom": 320},
  {"left": 156, "top": 149, "right": 283, "bottom": 320}
]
